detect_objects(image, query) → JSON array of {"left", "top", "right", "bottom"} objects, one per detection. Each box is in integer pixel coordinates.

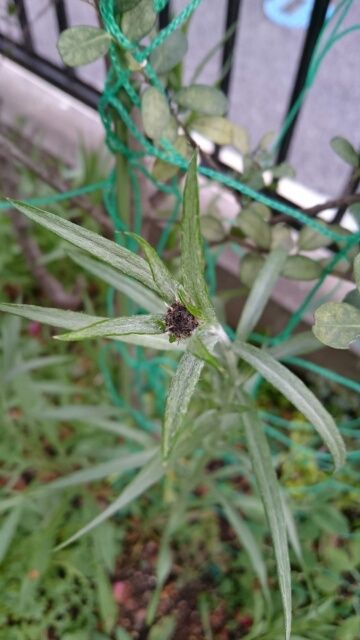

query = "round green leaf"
[
  {"left": 271, "top": 224, "right": 294, "bottom": 251},
  {"left": 258, "top": 131, "right": 275, "bottom": 150},
  {"left": 141, "top": 87, "right": 171, "bottom": 141},
  {"left": 330, "top": 136, "right": 359, "bottom": 167},
  {"left": 122, "top": 0, "right": 156, "bottom": 42},
  {"left": 272, "top": 162, "right": 295, "bottom": 179},
  {"left": 343, "top": 288, "right": 360, "bottom": 310},
  {"left": 200, "top": 215, "right": 226, "bottom": 242},
  {"left": 175, "top": 84, "right": 228, "bottom": 116},
  {"left": 246, "top": 202, "right": 271, "bottom": 221},
  {"left": 57, "top": 26, "right": 112, "bottom": 67},
  {"left": 313, "top": 302, "right": 360, "bottom": 349},
  {"left": 232, "top": 124, "right": 250, "bottom": 155},
  {"left": 152, "top": 136, "right": 192, "bottom": 182},
  {"left": 282, "top": 255, "right": 322, "bottom": 280},
  {"left": 298, "top": 220, "right": 332, "bottom": 251},
  {"left": 239, "top": 253, "right": 265, "bottom": 288},
  {"left": 150, "top": 30, "right": 188, "bottom": 74},
  {"left": 236, "top": 208, "right": 271, "bottom": 249},
  {"left": 192, "top": 116, "right": 233, "bottom": 145},
  {"left": 117, "top": 0, "right": 143, "bottom": 12},
  {"left": 160, "top": 116, "right": 178, "bottom": 145}
]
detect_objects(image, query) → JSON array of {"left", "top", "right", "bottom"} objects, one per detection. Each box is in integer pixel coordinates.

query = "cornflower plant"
[{"left": 0, "top": 155, "right": 346, "bottom": 640}]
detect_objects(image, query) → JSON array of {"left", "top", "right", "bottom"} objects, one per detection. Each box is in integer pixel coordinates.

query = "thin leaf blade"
[
  {"left": 55, "top": 315, "right": 165, "bottom": 342},
  {"left": 41, "top": 449, "right": 157, "bottom": 492},
  {"left": 56, "top": 451, "right": 164, "bottom": 549},
  {"left": 216, "top": 491, "right": 270, "bottom": 603},
  {"left": 242, "top": 409, "right": 291, "bottom": 640},
  {"left": 236, "top": 247, "right": 288, "bottom": 341},
  {"left": 234, "top": 342, "right": 346, "bottom": 470},
  {"left": 127, "top": 233, "right": 178, "bottom": 303},
  {"left": 9, "top": 200, "right": 156, "bottom": 292},
  {"left": 0, "top": 304, "right": 183, "bottom": 351},
  {"left": 0, "top": 506, "right": 22, "bottom": 564},
  {"left": 69, "top": 251, "right": 166, "bottom": 313},
  {"left": 181, "top": 154, "right": 215, "bottom": 320},
  {"left": 0, "top": 302, "right": 104, "bottom": 330},
  {"left": 162, "top": 351, "right": 204, "bottom": 458}
]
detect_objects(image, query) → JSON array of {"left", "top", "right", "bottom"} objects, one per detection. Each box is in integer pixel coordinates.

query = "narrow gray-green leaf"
[
  {"left": 127, "top": 233, "right": 178, "bottom": 304},
  {"left": 94, "top": 562, "right": 117, "bottom": 634},
  {"left": 5, "top": 355, "right": 71, "bottom": 384},
  {"left": 234, "top": 342, "right": 346, "bottom": 470},
  {"left": 175, "top": 85, "right": 228, "bottom": 116},
  {"left": 281, "top": 494, "right": 304, "bottom": 566},
  {"left": 9, "top": 200, "right": 156, "bottom": 292},
  {"left": 0, "top": 303, "right": 182, "bottom": 352},
  {"left": 162, "top": 351, "right": 204, "bottom": 458},
  {"left": 113, "top": 333, "right": 183, "bottom": 351},
  {"left": 0, "top": 302, "right": 104, "bottom": 330},
  {"left": 57, "top": 26, "right": 112, "bottom": 67},
  {"left": 121, "top": 0, "right": 156, "bottom": 41},
  {"left": 56, "top": 315, "right": 165, "bottom": 342},
  {"left": 148, "top": 616, "right": 176, "bottom": 640},
  {"left": 141, "top": 87, "right": 171, "bottom": 141},
  {"left": 150, "top": 29, "right": 188, "bottom": 74},
  {"left": 330, "top": 137, "right": 359, "bottom": 167},
  {"left": 236, "top": 247, "right": 288, "bottom": 341},
  {"left": 241, "top": 409, "right": 291, "bottom": 640},
  {"left": 313, "top": 302, "right": 360, "bottom": 349},
  {"left": 188, "top": 333, "right": 224, "bottom": 372},
  {"left": 70, "top": 251, "right": 165, "bottom": 313},
  {"left": 216, "top": 492, "right": 270, "bottom": 603},
  {"left": 181, "top": 154, "right": 215, "bottom": 320},
  {"left": 40, "top": 406, "right": 152, "bottom": 446},
  {"left": 269, "top": 331, "right": 322, "bottom": 359},
  {"left": 0, "top": 506, "right": 22, "bottom": 564},
  {"left": 56, "top": 451, "right": 163, "bottom": 549},
  {"left": 42, "top": 449, "right": 157, "bottom": 492},
  {"left": 282, "top": 255, "right": 322, "bottom": 281},
  {"left": 232, "top": 343, "right": 345, "bottom": 469}
]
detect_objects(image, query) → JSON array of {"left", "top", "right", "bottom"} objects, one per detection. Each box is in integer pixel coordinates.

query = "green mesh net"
[{"left": 0, "top": 0, "right": 359, "bottom": 499}]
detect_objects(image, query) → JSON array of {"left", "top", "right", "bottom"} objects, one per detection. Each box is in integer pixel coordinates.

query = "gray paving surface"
[{"left": 1, "top": 0, "right": 359, "bottom": 196}]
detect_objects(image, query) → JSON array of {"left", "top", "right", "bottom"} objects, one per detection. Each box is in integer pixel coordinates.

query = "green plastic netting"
[{"left": 0, "top": 0, "right": 359, "bottom": 498}]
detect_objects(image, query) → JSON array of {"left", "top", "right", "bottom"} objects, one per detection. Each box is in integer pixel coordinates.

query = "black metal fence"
[{"left": 0, "top": 0, "right": 334, "bottom": 165}]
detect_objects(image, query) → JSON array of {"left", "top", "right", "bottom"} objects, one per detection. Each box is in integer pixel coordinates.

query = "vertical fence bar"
[
  {"left": 220, "top": 0, "right": 242, "bottom": 98},
  {"left": 13, "top": 0, "right": 34, "bottom": 51},
  {"left": 159, "top": 1, "right": 171, "bottom": 30},
  {"left": 54, "top": 0, "right": 76, "bottom": 75},
  {"left": 276, "top": 0, "right": 331, "bottom": 163},
  {"left": 54, "top": 0, "right": 70, "bottom": 34}
]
